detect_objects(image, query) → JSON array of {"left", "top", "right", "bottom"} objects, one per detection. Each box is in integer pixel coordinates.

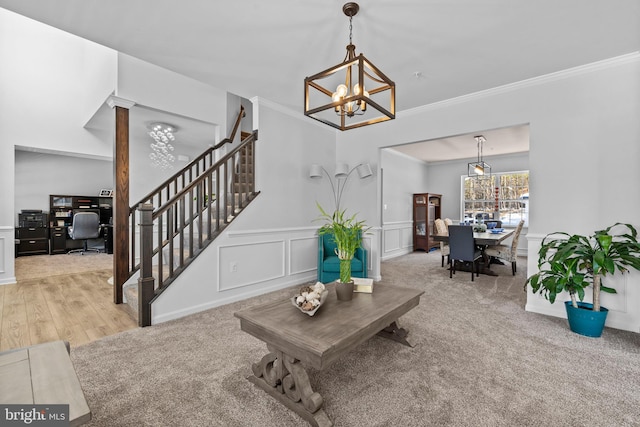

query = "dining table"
[{"left": 432, "top": 227, "right": 515, "bottom": 276}]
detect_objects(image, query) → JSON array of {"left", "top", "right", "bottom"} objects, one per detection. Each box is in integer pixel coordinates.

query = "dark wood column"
[
  {"left": 113, "top": 106, "right": 130, "bottom": 303},
  {"left": 107, "top": 96, "right": 135, "bottom": 304}
]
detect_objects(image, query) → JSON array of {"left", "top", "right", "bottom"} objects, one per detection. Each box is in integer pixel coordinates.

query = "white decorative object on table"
[{"left": 292, "top": 282, "right": 328, "bottom": 316}]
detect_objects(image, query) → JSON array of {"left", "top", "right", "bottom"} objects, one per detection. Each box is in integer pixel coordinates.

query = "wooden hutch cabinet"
[{"left": 413, "top": 193, "right": 442, "bottom": 251}]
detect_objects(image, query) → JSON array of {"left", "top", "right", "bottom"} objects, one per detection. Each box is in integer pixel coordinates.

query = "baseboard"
[{"left": 151, "top": 273, "right": 317, "bottom": 324}]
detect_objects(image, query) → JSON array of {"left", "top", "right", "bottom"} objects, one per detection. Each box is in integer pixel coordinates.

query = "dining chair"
[
  {"left": 448, "top": 225, "right": 483, "bottom": 281},
  {"left": 484, "top": 219, "right": 525, "bottom": 275},
  {"left": 434, "top": 218, "right": 449, "bottom": 267}
]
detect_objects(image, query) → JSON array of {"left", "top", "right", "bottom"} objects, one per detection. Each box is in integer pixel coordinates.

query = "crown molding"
[
  {"left": 251, "top": 96, "right": 338, "bottom": 133},
  {"left": 383, "top": 147, "right": 429, "bottom": 165},
  {"left": 401, "top": 52, "right": 640, "bottom": 118}
]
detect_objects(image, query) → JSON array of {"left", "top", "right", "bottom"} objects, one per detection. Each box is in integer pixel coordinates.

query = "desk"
[
  {"left": 0, "top": 341, "right": 91, "bottom": 426},
  {"left": 234, "top": 283, "right": 424, "bottom": 427}
]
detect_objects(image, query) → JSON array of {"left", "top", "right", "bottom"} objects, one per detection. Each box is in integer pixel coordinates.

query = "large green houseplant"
[
  {"left": 316, "top": 203, "right": 368, "bottom": 299},
  {"left": 526, "top": 222, "right": 640, "bottom": 337}
]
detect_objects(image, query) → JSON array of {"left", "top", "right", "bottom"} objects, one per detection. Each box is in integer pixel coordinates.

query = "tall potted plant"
[
  {"left": 526, "top": 222, "right": 640, "bottom": 337},
  {"left": 316, "top": 203, "right": 368, "bottom": 300}
]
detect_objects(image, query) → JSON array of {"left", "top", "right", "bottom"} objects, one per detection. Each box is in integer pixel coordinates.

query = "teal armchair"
[{"left": 317, "top": 232, "right": 368, "bottom": 283}]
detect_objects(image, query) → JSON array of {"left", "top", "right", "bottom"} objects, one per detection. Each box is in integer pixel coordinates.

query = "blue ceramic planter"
[{"left": 564, "top": 301, "right": 608, "bottom": 338}]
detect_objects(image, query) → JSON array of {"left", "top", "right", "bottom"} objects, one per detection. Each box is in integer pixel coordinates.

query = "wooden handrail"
[
  {"left": 152, "top": 130, "right": 256, "bottom": 218},
  {"left": 133, "top": 147, "right": 215, "bottom": 210},
  {"left": 134, "top": 129, "right": 259, "bottom": 326},
  {"left": 210, "top": 105, "right": 245, "bottom": 151}
]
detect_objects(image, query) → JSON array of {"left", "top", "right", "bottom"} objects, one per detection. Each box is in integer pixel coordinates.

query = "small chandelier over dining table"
[
  {"left": 304, "top": 2, "right": 395, "bottom": 131},
  {"left": 468, "top": 135, "right": 491, "bottom": 178}
]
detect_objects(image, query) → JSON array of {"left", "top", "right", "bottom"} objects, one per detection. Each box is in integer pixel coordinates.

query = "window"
[{"left": 462, "top": 171, "right": 529, "bottom": 227}]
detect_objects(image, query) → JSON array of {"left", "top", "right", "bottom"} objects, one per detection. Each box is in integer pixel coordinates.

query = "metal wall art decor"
[{"left": 304, "top": 2, "right": 395, "bottom": 131}]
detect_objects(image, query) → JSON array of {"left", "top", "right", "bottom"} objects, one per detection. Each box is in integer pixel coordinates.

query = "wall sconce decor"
[
  {"left": 310, "top": 162, "right": 373, "bottom": 211},
  {"left": 304, "top": 2, "right": 395, "bottom": 131}
]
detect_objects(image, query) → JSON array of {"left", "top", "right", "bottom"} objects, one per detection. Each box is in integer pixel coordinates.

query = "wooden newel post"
[{"left": 138, "top": 203, "right": 155, "bottom": 327}]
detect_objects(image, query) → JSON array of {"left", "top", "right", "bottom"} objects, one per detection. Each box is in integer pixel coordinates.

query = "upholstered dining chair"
[
  {"left": 434, "top": 218, "right": 450, "bottom": 267},
  {"left": 448, "top": 225, "right": 483, "bottom": 282},
  {"left": 485, "top": 219, "right": 525, "bottom": 275}
]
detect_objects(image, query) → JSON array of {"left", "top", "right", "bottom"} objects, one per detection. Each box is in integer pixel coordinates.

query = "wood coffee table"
[{"left": 234, "top": 283, "right": 424, "bottom": 427}]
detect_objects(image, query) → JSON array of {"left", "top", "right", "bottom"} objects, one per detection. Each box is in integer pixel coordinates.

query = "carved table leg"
[
  {"left": 248, "top": 345, "right": 332, "bottom": 427},
  {"left": 377, "top": 320, "right": 415, "bottom": 347}
]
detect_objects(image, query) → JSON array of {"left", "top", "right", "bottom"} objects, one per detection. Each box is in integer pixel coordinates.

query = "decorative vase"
[
  {"left": 564, "top": 301, "right": 608, "bottom": 338},
  {"left": 335, "top": 280, "right": 354, "bottom": 301}
]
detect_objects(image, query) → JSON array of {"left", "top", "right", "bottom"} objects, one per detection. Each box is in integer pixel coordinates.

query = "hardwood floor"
[{"left": 0, "top": 259, "right": 137, "bottom": 352}]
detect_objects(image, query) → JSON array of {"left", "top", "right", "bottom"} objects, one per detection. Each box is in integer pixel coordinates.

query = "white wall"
[
  {"left": 14, "top": 151, "right": 113, "bottom": 215},
  {"left": 380, "top": 149, "right": 429, "bottom": 259},
  {"left": 116, "top": 53, "right": 227, "bottom": 134},
  {"left": 337, "top": 53, "right": 640, "bottom": 332},
  {"left": 0, "top": 10, "right": 232, "bottom": 285},
  {"left": 0, "top": 9, "right": 117, "bottom": 284}
]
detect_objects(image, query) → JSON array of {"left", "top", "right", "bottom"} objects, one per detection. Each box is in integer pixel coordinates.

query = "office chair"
[{"left": 68, "top": 211, "right": 102, "bottom": 255}]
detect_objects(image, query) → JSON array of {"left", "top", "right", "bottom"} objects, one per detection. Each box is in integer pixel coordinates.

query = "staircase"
[{"left": 121, "top": 108, "right": 259, "bottom": 326}]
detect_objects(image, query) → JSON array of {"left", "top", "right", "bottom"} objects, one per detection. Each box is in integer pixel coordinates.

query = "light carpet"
[{"left": 70, "top": 252, "right": 640, "bottom": 426}]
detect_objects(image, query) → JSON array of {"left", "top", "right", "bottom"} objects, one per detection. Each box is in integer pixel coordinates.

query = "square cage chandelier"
[
  {"left": 304, "top": 2, "right": 395, "bottom": 131},
  {"left": 468, "top": 135, "right": 491, "bottom": 178}
]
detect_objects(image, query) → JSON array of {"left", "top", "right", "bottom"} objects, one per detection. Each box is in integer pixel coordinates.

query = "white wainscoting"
[
  {"left": 0, "top": 226, "right": 16, "bottom": 285},
  {"left": 151, "top": 225, "right": 382, "bottom": 324},
  {"left": 381, "top": 221, "right": 413, "bottom": 261},
  {"left": 218, "top": 240, "right": 286, "bottom": 291},
  {"left": 525, "top": 233, "right": 640, "bottom": 333},
  {"left": 289, "top": 236, "right": 318, "bottom": 276}
]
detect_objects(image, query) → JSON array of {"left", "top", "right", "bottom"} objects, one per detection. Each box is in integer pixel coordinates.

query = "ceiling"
[
  {"left": 2, "top": 0, "right": 638, "bottom": 160},
  {"left": 389, "top": 124, "right": 530, "bottom": 163}
]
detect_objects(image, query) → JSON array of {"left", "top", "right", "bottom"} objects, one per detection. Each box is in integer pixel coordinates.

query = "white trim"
[
  {"left": 288, "top": 236, "right": 318, "bottom": 275},
  {"left": 382, "top": 148, "right": 429, "bottom": 165},
  {"left": 152, "top": 274, "right": 315, "bottom": 324},
  {"left": 253, "top": 96, "right": 340, "bottom": 132},
  {"left": 217, "top": 240, "right": 286, "bottom": 291},
  {"left": 15, "top": 145, "right": 112, "bottom": 162},
  {"left": 106, "top": 95, "right": 136, "bottom": 109},
  {"left": 401, "top": 52, "right": 640, "bottom": 118},
  {"left": 382, "top": 220, "right": 413, "bottom": 227},
  {"left": 227, "top": 225, "right": 319, "bottom": 237}
]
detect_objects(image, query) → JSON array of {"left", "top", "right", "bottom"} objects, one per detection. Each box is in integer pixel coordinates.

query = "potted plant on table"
[
  {"left": 526, "top": 222, "right": 640, "bottom": 337},
  {"left": 316, "top": 203, "right": 369, "bottom": 301}
]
